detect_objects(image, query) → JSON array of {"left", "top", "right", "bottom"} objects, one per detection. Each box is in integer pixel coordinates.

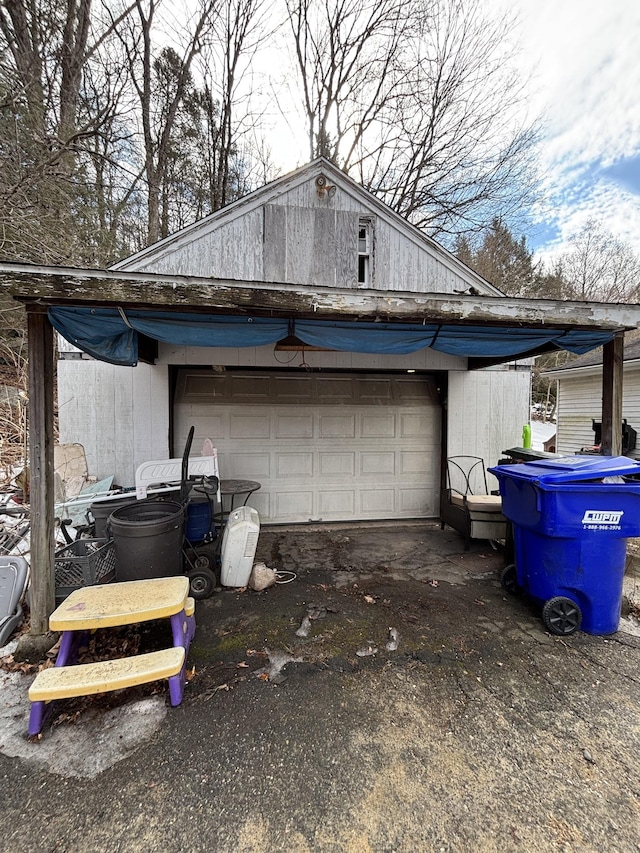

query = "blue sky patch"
[{"left": 600, "top": 155, "right": 640, "bottom": 195}]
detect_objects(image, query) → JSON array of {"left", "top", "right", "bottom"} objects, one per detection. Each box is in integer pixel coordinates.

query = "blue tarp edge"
[{"left": 48, "top": 306, "right": 616, "bottom": 365}]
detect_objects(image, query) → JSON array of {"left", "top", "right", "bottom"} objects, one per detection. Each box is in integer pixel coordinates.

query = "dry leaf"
[
  {"left": 364, "top": 595, "right": 376, "bottom": 604},
  {"left": 236, "top": 662, "right": 249, "bottom": 668}
]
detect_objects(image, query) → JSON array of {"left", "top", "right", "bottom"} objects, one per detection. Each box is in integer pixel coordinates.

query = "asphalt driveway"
[{"left": 1, "top": 520, "right": 639, "bottom": 853}]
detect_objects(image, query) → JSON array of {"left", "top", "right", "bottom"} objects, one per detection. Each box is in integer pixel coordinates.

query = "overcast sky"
[{"left": 502, "top": 0, "right": 640, "bottom": 262}]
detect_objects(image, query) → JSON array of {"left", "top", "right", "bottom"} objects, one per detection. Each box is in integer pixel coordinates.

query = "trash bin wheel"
[
  {"left": 542, "top": 596, "right": 582, "bottom": 636},
  {"left": 500, "top": 563, "right": 518, "bottom": 594},
  {"left": 188, "top": 568, "right": 216, "bottom": 600}
]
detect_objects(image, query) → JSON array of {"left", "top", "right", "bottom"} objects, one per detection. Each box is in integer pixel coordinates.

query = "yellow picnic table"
[{"left": 28, "top": 576, "right": 196, "bottom": 736}]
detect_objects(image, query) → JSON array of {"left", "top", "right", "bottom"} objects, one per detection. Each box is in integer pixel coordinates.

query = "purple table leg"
[
  {"left": 168, "top": 608, "right": 196, "bottom": 706},
  {"left": 29, "top": 629, "right": 83, "bottom": 735},
  {"left": 170, "top": 609, "right": 196, "bottom": 651},
  {"left": 28, "top": 702, "right": 45, "bottom": 736},
  {"left": 29, "top": 631, "right": 80, "bottom": 736}
]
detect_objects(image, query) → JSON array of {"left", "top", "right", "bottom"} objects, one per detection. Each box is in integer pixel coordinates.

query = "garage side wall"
[
  {"left": 446, "top": 368, "right": 531, "bottom": 484},
  {"left": 57, "top": 359, "right": 170, "bottom": 486}
]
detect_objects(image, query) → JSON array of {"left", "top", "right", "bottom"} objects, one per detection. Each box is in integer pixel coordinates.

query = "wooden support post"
[
  {"left": 27, "top": 308, "right": 55, "bottom": 634},
  {"left": 601, "top": 333, "right": 624, "bottom": 456}
]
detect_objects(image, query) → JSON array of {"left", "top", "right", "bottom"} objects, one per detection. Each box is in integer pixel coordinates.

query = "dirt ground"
[{"left": 1, "top": 520, "right": 640, "bottom": 853}]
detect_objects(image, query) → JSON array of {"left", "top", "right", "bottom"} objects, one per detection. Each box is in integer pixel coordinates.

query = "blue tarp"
[{"left": 49, "top": 306, "right": 616, "bottom": 366}]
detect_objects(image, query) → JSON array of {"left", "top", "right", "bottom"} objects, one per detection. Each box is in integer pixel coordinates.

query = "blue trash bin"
[{"left": 489, "top": 456, "right": 640, "bottom": 636}]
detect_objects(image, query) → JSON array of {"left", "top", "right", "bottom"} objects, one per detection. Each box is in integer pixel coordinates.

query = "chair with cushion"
[{"left": 440, "top": 456, "right": 507, "bottom": 550}]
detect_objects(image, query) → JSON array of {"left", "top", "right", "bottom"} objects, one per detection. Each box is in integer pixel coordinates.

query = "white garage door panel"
[
  {"left": 319, "top": 453, "right": 356, "bottom": 476},
  {"left": 227, "top": 452, "right": 271, "bottom": 479},
  {"left": 361, "top": 414, "right": 395, "bottom": 437},
  {"left": 276, "top": 453, "right": 313, "bottom": 477},
  {"left": 230, "top": 415, "right": 270, "bottom": 439},
  {"left": 319, "top": 490, "right": 356, "bottom": 516},
  {"left": 399, "top": 450, "right": 432, "bottom": 475},
  {"left": 401, "top": 413, "right": 432, "bottom": 435},
  {"left": 319, "top": 415, "right": 356, "bottom": 437},
  {"left": 276, "top": 415, "right": 314, "bottom": 438},
  {"left": 360, "top": 489, "right": 395, "bottom": 513},
  {"left": 400, "top": 488, "right": 432, "bottom": 513},
  {"left": 276, "top": 491, "right": 314, "bottom": 518},
  {"left": 361, "top": 452, "right": 395, "bottom": 475},
  {"left": 174, "top": 371, "right": 440, "bottom": 523}
]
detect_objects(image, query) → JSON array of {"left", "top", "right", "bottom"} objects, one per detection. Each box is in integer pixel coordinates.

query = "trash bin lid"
[{"left": 489, "top": 455, "right": 640, "bottom": 485}]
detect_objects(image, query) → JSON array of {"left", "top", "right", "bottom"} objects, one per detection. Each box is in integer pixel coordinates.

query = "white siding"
[
  {"left": 556, "top": 367, "right": 640, "bottom": 458},
  {"left": 121, "top": 172, "right": 496, "bottom": 296},
  {"left": 447, "top": 368, "right": 531, "bottom": 487},
  {"left": 155, "top": 341, "right": 466, "bottom": 372},
  {"left": 57, "top": 360, "right": 170, "bottom": 486}
]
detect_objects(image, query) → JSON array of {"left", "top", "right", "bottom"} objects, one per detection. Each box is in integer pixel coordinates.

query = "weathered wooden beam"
[
  {"left": 2, "top": 261, "right": 640, "bottom": 331},
  {"left": 27, "top": 308, "right": 56, "bottom": 633},
  {"left": 600, "top": 333, "right": 624, "bottom": 456}
]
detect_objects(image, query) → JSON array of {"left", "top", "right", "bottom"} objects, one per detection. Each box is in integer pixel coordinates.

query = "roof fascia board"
[{"left": 2, "top": 261, "right": 640, "bottom": 331}]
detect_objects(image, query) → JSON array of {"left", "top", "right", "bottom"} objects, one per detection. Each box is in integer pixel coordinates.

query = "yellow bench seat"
[{"left": 29, "top": 646, "right": 185, "bottom": 702}]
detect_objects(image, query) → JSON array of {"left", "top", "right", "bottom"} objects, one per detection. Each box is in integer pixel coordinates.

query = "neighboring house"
[
  {"left": 55, "top": 159, "right": 532, "bottom": 523},
  {"left": 544, "top": 330, "right": 640, "bottom": 458}
]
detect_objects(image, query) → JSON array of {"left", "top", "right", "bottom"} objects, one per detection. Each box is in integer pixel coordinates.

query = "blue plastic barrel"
[
  {"left": 489, "top": 456, "right": 640, "bottom": 635},
  {"left": 185, "top": 496, "right": 212, "bottom": 542}
]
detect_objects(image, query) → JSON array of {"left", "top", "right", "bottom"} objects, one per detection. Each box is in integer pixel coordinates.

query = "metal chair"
[{"left": 440, "top": 456, "right": 506, "bottom": 550}]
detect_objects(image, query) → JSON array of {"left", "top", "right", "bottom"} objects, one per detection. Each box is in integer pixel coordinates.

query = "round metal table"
[{"left": 219, "top": 479, "right": 261, "bottom": 515}]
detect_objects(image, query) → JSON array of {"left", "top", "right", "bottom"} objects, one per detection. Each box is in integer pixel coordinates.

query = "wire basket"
[{"left": 55, "top": 538, "right": 116, "bottom": 602}]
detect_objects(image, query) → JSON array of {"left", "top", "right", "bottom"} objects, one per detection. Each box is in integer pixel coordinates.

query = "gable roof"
[{"left": 113, "top": 157, "right": 504, "bottom": 298}]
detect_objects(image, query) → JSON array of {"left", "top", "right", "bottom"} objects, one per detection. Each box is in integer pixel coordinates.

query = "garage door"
[{"left": 173, "top": 370, "right": 441, "bottom": 524}]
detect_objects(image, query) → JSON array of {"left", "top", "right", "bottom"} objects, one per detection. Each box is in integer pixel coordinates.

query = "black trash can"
[
  {"left": 90, "top": 493, "right": 138, "bottom": 538},
  {"left": 108, "top": 499, "right": 185, "bottom": 581}
]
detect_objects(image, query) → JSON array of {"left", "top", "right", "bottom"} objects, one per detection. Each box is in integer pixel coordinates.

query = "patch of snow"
[
  {"left": 0, "top": 669, "right": 167, "bottom": 779},
  {"left": 530, "top": 421, "right": 556, "bottom": 450}
]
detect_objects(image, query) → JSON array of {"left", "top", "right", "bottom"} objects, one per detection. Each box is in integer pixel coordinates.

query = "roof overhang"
[
  {"left": 543, "top": 358, "right": 640, "bottom": 381},
  {"left": 2, "top": 261, "right": 639, "bottom": 368}
]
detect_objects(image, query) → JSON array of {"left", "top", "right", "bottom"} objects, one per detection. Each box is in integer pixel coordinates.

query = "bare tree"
[
  {"left": 286, "top": 0, "right": 411, "bottom": 163},
  {"left": 201, "top": 0, "right": 275, "bottom": 211},
  {"left": 285, "top": 0, "right": 539, "bottom": 237},
  {"left": 0, "top": 0, "right": 137, "bottom": 263},
  {"left": 559, "top": 219, "right": 640, "bottom": 303},
  {"left": 115, "top": 0, "right": 221, "bottom": 244}
]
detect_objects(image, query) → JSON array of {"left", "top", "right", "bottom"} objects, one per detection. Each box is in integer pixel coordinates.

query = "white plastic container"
[{"left": 220, "top": 506, "right": 260, "bottom": 587}]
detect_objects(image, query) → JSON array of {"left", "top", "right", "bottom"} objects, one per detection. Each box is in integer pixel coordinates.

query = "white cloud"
[{"left": 498, "top": 0, "right": 640, "bottom": 257}]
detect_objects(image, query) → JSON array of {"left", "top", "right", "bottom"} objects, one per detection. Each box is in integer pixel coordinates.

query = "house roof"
[
  {"left": 113, "top": 158, "right": 505, "bottom": 298},
  {"left": 2, "top": 160, "right": 640, "bottom": 368},
  {"left": 544, "top": 329, "right": 640, "bottom": 375}
]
